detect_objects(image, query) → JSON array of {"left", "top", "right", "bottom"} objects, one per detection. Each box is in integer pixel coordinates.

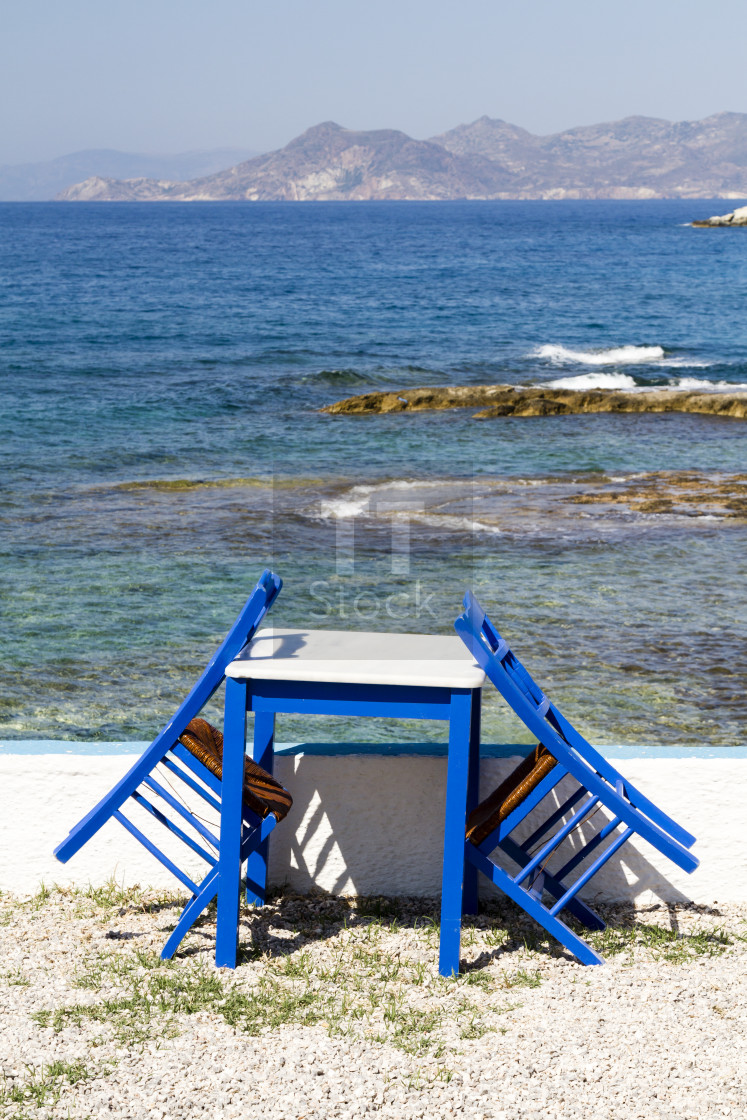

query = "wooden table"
[{"left": 215, "top": 627, "right": 486, "bottom": 975}]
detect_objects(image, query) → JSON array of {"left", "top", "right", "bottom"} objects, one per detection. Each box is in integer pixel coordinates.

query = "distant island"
[{"left": 56, "top": 112, "right": 747, "bottom": 202}]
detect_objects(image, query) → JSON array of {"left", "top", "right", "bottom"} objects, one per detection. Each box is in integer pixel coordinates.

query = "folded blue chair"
[
  {"left": 452, "top": 591, "right": 698, "bottom": 967},
  {"left": 54, "top": 569, "right": 290, "bottom": 959}
]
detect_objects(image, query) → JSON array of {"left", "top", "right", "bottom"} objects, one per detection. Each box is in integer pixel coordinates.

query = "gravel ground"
[{"left": 1, "top": 884, "right": 745, "bottom": 1120}]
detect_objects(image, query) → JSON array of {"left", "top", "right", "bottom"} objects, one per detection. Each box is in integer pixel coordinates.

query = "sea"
[{"left": 1, "top": 199, "right": 746, "bottom": 749}]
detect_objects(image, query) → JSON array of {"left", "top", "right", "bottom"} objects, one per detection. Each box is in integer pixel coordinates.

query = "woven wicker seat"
[
  {"left": 466, "top": 744, "right": 557, "bottom": 846},
  {"left": 179, "top": 717, "right": 292, "bottom": 823}
]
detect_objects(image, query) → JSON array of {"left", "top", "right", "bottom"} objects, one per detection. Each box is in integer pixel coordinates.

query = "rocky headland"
[
  {"left": 692, "top": 204, "right": 747, "bottom": 227},
  {"left": 322, "top": 384, "right": 747, "bottom": 420}
]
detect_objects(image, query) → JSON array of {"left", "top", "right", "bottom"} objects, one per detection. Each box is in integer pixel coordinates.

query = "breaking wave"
[
  {"left": 670, "top": 376, "right": 747, "bottom": 392},
  {"left": 531, "top": 343, "right": 715, "bottom": 370},
  {"left": 317, "top": 479, "right": 467, "bottom": 521},
  {"left": 540, "top": 372, "right": 747, "bottom": 393},
  {"left": 533, "top": 344, "right": 666, "bottom": 365},
  {"left": 544, "top": 372, "right": 639, "bottom": 391}
]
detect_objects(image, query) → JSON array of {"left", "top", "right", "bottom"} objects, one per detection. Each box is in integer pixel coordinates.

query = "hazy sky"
[{"left": 2, "top": 0, "right": 747, "bottom": 163}]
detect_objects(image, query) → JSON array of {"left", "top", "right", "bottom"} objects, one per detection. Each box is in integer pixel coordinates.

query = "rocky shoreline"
[
  {"left": 322, "top": 384, "right": 747, "bottom": 420},
  {"left": 692, "top": 204, "right": 747, "bottom": 227}
]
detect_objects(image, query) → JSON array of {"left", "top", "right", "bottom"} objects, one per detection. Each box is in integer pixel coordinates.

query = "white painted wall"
[{"left": 1, "top": 752, "right": 743, "bottom": 907}]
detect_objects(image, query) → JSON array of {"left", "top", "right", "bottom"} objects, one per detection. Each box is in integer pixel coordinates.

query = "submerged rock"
[
  {"left": 692, "top": 204, "right": 747, "bottom": 227},
  {"left": 322, "top": 384, "right": 747, "bottom": 420}
]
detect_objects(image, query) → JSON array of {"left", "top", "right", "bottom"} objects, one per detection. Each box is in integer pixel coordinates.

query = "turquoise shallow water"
[{"left": 1, "top": 200, "right": 746, "bottom": 746}]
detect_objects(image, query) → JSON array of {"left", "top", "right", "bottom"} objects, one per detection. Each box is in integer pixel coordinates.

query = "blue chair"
[
  {"left": 451, "top": 591, "right": 698, "bottom": 967},
  {"left": 54, "top": 569, "right": 290, "bottom": 959}
]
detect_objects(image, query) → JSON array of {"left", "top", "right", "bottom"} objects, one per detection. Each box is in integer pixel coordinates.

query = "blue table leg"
[
  {"left": 215, "top": 677, "right": 247, "bottom": 968},
  {"left": 462, "top": 688, "right": 481, "bottom": 916},
  {"left": 245, "top": 710, "right": 275, "bottom": 906},
  {"left": 439, "top": 688, "right": 473, "bottom": 977}
]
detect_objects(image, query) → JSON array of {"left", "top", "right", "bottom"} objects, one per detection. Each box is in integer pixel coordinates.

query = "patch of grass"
[
  {"left": 378, "top": 1007, "right": 443, "bottom": 1056},
  {"left": 36, "top": 944, "right": 333, "bottom": 1046},
  {"left": 588, "top": 922, "right": 732, "bottom": 962},
  {"left": 27, "top": 882, "right": 51, "bottom": 911},
  {"left": 278, "top": 950, "right": 314, "bottom": 979},
  {"left": 484, "top": 926, "right": 510, "bottom": 948},
  {"left": 1, "top": 966, "right": 31, "bottom": 986},
  {"left": 410, "top": 961, "right": 427, "bottom": 986},
  {"left": 459, "top": 969, "right": 491, "bottom": 990},
  {"left": 18, "top": 880, "right": 184, "bottom": 925},
  {"left": 75, "top": 880, "right": 183, "bottom": 919},
  {"left": 501, "top": 967, "right": 542, "bottom": 989},
  {"left": 458, "top": 1011, "right": 489, "bottom": 1040},
  {"left": 41, "top": 951, "right": 225, "bottom": 1044},
  {"left": 219, "top": 978, "right": 327, "bottom": 1035},
  {"left": 0, "top": 1059, "right": 92, "bottom": 1111}
]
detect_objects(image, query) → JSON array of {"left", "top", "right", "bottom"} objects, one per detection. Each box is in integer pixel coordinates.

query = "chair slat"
[
  {"left": 548, "top": 827, "right": 633, "bottom": 916},
  {"left": 520, "top": 786, "right": 588, "bottom": 852},
  {"left": 113, "top": 810, "right": 199, "bottom": 894},
  {"left": 513, "top": 795, "right": 599, "bottom": 886},
  {"left": 552, "top": 814, "right": 622, "bottom": 882},
  {"left": 160, "top": 754, "right": 222, "bottom": 813},
  {"left": 464, "top": 843, "right": 604, "bottom": 966},
  {"left": 499, "top": 835, "right": 606, "bottom": 930},
  {"left": 141, "top": 775, "right": 220, "bottom": 849},
  {"left": 131, "top": 790, "right": 217, "bottom": 867}
]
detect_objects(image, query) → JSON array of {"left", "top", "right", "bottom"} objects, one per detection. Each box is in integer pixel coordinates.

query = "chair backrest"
[
  {"left": 55, "top": 569, "right": 282, "bottom": 864},
  {"left": 455, "top": 591, "right": 697, "bottom": 858}
]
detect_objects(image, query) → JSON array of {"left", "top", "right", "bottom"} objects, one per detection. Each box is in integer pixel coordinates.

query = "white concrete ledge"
[{"left": 1, "top": 743, "right": 745, "bottom": 906}]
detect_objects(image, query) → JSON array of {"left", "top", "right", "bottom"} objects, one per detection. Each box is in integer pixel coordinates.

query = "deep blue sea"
[{"left": 1, "top": 200, "right": 746, "bottom": 747}]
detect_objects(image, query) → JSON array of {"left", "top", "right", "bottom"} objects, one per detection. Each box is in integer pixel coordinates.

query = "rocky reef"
[
  {"left": 692, "top": 204, "right": 747, "bottom": 227},
  {"left": 322, "top": 384, "right": 747, "bottom": 420},
  {"left": 563, "top": 470, "right": 747, "bottom": 520}
]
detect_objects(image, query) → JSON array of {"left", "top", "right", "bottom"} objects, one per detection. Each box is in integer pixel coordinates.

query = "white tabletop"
[{"left": 225, "top": 628, "right": 486, "bottom": 689}]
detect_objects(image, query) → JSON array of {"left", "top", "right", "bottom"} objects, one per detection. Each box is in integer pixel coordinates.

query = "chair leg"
[
  {"left": 439, "top": 690, "right": 474, "bottom": 977},
  {"left": 161, "top": 867, "right": 219, "bottom": 960},
  {"left": 499, "top": 835, "right": 606, "bottom": 932},
  {"left": 245, "top": 711, "right": 276, "bottom": 907},
  {"left": 466, "top": 845, "right": 604, "bottom": 965},
  {"left": 215, "top": 678, "right": 248, "bottom": 969},
  {"left": 462, "top": 690, "right": 481, "bottom": 917}
]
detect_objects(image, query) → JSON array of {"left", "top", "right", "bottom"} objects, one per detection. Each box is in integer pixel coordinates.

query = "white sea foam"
[
  {"left": 533, "top": 343, "right": 666, "bottom": 366},
  {"left": 538, "top": 372, "right": 747, "bottom": 393},
  {"left": 317, "top": 479, "right": 471, "bottom": 521},
  {"left": 544, "top": 372, "right": 639, "bottom": 391},
  {"left": 531, "top": 343, "right": 718, "bottom": 371},
  {"left": 671, "top": 377, "right": 747, "bottom": 392}
]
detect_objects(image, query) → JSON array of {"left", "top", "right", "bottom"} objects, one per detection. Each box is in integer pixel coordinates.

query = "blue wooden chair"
[
  {"left": 54, "top": 569, "right": 290, "bottom": 959},
  {"left": 451, "top": 591, "right": 699, "bottom": 967}
]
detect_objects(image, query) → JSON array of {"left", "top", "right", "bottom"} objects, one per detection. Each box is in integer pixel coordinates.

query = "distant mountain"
[
  {"left": 58, "top": 122, "right": 514, "bottom": 201},
  {"left": 0, "top": 148, "right": 260, "bottom": 201},
  {"left": 57, "top": 113, "right": 747, "bottom": 202},
  {"left": 432, "top": 112, "right": 747, "bottom": 198}
]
